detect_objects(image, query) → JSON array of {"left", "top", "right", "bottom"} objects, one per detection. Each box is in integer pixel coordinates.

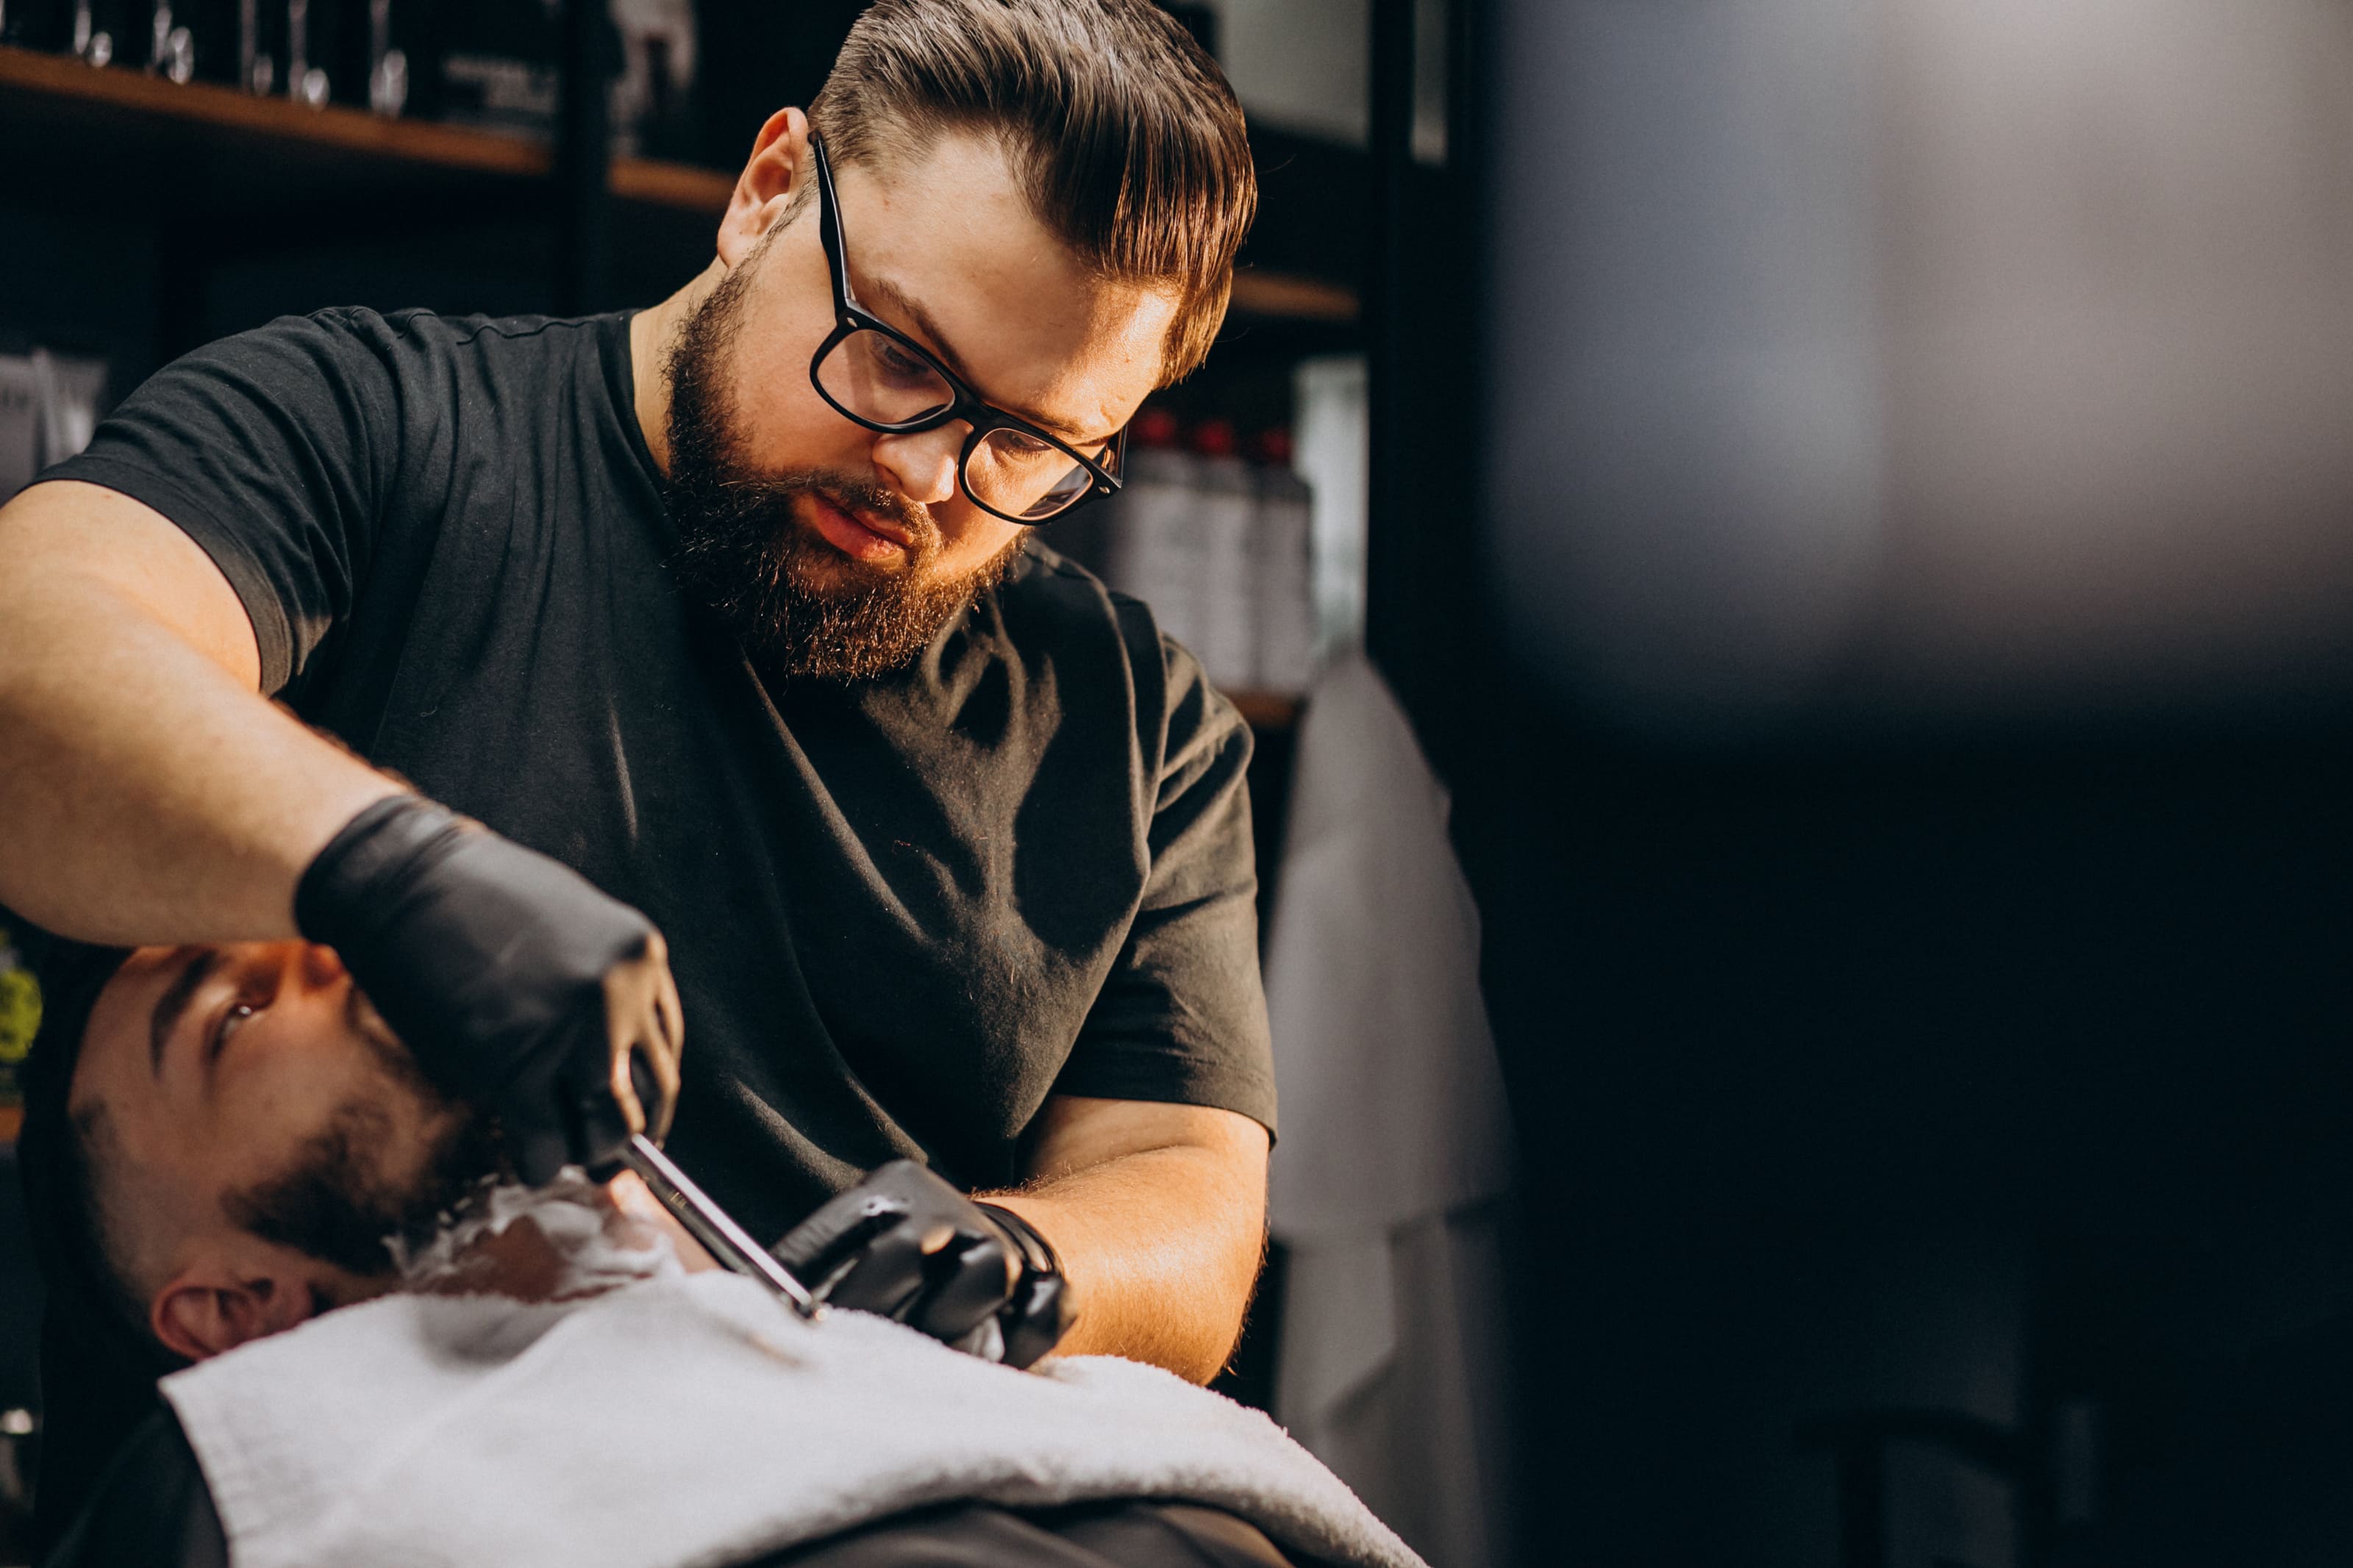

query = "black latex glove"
[
  {"left": 295, "top": 795, "right": 683, "bottom": 1184},
  {"left": 771, "top": 1159, "right": 1077, "bottom": 1369}
]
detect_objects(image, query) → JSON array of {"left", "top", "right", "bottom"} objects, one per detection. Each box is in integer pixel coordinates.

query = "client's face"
[
  {"left": 71, "top": 941, "right": 491, "bottom": 1358},
  {"left": 71, "top": 940, "right": 712, "bottom": 1363}
]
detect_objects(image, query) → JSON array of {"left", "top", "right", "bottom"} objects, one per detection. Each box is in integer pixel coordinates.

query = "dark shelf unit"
[
  {"left": 1, "top": 41, "right": 1352, "bottom": 731},
  {"left": 0, "top": 46, "right": 1357, "bottom": 336}
]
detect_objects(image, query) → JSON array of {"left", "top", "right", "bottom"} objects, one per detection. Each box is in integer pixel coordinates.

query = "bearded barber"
[{"left": 0, "top": 0, "right": 1274, "bottom": 1536}]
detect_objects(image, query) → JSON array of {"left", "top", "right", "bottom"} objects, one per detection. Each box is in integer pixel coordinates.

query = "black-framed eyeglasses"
[{"left": 806, "top": 133, "right": 1126, "bottom": 525}]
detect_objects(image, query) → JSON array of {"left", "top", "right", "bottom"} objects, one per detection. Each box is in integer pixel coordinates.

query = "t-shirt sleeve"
[
  {"left": 1055, "top": 634, "right": 1279, "bottom": 1137},
  {"left": 41, "top": 309, "right": 401, "bottom": 695}
]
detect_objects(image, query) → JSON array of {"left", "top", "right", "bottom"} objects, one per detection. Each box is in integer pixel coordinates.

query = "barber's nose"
[{"left": 869, "top": 427, "right": 962, "bottom": 508}]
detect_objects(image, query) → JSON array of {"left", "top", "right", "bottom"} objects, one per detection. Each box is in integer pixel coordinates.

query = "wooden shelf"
[
  {"left": 1, "top": 43, "right": 540, "bottom": 177},
  {"left": 1228, "top": 271, "right": 1357, "bottom": 324},
  {"left": 0, "top": 43, "right": 720, "bottom": 222},
  {"left": 1, "top": 46, "right": 1356, "bottom": 323},
  {"left": 609, "top": 157, "right": 735, "bottom": 213}
]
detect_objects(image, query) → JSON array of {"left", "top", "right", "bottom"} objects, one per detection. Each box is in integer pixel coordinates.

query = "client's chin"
[{"left": 396, "top": 1170, "right": 714, "bottom": 1305}]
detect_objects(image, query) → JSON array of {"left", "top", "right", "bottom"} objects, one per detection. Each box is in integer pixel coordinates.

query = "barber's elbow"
[
  {"left": 1200, "top": 1245, "right": 1270, "bottom": 1387},
  {"left": 1169, "top": 1211, "right": 1266, "bottom": 1386}
]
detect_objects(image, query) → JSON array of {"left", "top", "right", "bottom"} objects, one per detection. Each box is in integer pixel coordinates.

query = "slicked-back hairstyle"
[{"left": 809, "top": 0, "right": 1257, "bottom": 384}]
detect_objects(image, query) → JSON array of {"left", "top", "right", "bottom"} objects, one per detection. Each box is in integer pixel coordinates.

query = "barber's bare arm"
[
  {"left": 0, "top": 480, "right": 679, "bottom": 1171},
  {"left": 984, "top": 1094, "right": 1269, "bottom": 1385},
  {"left": 0, "top": 481, "right": 400, "bottom": 942}
]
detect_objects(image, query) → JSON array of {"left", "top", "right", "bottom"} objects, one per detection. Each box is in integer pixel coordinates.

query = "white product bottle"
[
  {"left": 1252, "top": 429, "right": 1318, "bottom": 695},
  {"left": 1185, "top": 418, "right": 1258, "bottom": 692},
  {"left": 1099, "top": 409, "right": 1207, "bottom": 656}
]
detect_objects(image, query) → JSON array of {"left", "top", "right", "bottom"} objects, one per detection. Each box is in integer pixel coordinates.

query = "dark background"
[{"left": 1424, "top": 5, "right": 2353, "bottom": 1566}]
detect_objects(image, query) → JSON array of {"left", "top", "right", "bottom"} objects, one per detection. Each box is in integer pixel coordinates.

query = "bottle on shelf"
[
  {"left": 364, "top": 0, "right": 406, "bottom": 116},
  {"left": 285, "top": 0, "right": 332, "bottom": 106},
  {"left": 0, "top": 358, "right": 35, "bottom": 504},
  {"left": 237, "top": 0, "right": 265, "bottom": 92},
  {"left": 144, "top": 1, "right": 193, "bottom": 82},
  {"left": 1184, "top": 416, "right": 1258, "bottom": 692},
  {"left": 1252, "top": 427, "right": 1318, "bottom": 696},
  {"left": 1088, "top": 404, "right": 1324, "bottom": 698},
  {"left": 0, "top": 347, "right": 107, "bottom": 508},
  {"left": 1099, "top": 405, "right": 1206, "bottom": 662}
]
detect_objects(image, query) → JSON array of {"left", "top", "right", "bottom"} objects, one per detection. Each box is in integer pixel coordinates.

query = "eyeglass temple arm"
[{"left": 810, "top": 133, "right": 860, "bottom": 315}]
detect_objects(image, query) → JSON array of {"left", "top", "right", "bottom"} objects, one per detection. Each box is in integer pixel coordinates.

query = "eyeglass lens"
[
  {"left": 817, "top": 326, "right": 1110, "bottom": 521},
  {"left": 818, "top": 326, "right": 954, "bottom": 426}
]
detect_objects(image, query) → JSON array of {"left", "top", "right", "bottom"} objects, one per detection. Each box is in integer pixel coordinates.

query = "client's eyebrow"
[{"left": 150, "top": 948, "right": 227, "bottom": 1078}]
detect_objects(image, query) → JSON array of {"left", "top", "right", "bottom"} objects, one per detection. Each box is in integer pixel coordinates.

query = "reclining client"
[{"left": 17, "top": 940, "right": 1418, "bottom": 1568}]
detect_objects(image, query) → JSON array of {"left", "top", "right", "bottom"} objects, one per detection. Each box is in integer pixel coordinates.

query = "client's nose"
[{"left": 298, "top": 942, "right": 349, "bottom": 990}]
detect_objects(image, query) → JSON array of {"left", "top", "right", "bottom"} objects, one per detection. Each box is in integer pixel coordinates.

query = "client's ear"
[{"left": 152, "top": 1259, "right": 322, "bottom": 1361}]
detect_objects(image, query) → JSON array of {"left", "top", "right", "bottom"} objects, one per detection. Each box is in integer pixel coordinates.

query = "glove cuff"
[
  {"left": 973, "top": 1201, "right": 1062, "bottom": 1281},
  {"left": 295, "top": 795, "right": 463, "bottom": 948},
  {"left": 976, "top": 1203, "right": 1076, "bottom": 1368}
]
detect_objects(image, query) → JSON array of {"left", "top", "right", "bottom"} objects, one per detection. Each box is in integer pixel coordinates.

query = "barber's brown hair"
[{"left": 809, "top": 0, "right": 1257, "bottom": 384}]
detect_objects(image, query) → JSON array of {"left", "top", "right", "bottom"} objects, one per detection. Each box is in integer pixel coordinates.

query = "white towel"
[{"left": 160, "top": 1272, "right": 1425, "bottom": 1568}]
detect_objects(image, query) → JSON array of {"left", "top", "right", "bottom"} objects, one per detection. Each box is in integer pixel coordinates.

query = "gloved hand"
[
  {"left": 771, "top": 1159, "right": 1076, "bottom": 1369},
  {"left": 295, "top": 794, "right": 683, "bottom": 1184}
]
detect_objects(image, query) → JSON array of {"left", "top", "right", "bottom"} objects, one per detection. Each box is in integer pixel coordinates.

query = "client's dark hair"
[{"left": 14, "top": 937, "right": 151, "bottom": 1336}]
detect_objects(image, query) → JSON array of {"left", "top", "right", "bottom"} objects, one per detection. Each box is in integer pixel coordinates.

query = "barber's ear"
[
  {"left": 718, "top": 106, "right": 811, "bottom": 267},
  {"left": 152, "top": 1264, "right": 321, "bottom": 1361}
]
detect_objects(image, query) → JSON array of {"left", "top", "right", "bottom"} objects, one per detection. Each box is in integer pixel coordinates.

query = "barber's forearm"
[
  {"left": 982, "top": 1144, "right": 1265, "bottom": 1383},
  {"left": 0, "top": 495, "right": 402, "bottom": 942}
]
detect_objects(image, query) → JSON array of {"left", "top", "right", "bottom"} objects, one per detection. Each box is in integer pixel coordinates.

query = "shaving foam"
[{"left": 395, "top": 1168, "right": 686, "bottom": 1300}]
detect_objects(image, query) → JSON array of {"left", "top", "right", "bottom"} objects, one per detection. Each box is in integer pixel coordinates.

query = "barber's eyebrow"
[
  {"left": 150, "top": 947, "right": 226, "bottom": 1078},
  {"left": 863, "top": 276, "right": 1109, "bottom": 447}
]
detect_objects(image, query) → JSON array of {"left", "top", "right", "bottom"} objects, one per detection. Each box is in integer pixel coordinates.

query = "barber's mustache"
[
  {"left": 819, "top": 475, "right": 932, "bottom": 542},
  {"left": 724, "top": 470, "right": 938, "bottom": 554}
]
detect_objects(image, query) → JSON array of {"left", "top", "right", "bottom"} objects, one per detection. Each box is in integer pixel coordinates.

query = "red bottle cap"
[
  {"left": 1188, "top": 418, "right": 1238, "bottom": 458},
  {"left": 1131, "top": 407, "right": 1182, "bottom": 448}
]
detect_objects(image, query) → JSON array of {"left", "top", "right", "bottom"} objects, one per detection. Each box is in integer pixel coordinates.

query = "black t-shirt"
[{"left": 48, "top": 298, "right": 1276, "bottom": 1183}]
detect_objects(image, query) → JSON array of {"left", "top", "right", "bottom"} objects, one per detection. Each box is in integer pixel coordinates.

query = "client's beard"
[
  {"left": 661, "top": 235, "right": 1019, "bottom": 682},
  {"left": 223, "top": 1007, "right": 504, "bottom": 1280}
]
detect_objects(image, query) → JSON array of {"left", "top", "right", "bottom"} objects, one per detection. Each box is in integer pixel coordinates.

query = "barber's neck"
[{"left": 629, "top": 263, "right": 724, "bottom": 479}]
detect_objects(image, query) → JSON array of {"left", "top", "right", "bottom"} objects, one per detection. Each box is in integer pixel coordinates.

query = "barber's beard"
[
  {"left": 662, "top": 237, "right": 1020, "bottom": 683},
  {"left": 222, "top": 1007, "right": 504, "bottom": 1280}
]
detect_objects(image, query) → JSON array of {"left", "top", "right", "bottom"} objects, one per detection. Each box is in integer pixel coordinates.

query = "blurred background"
[{"left": 7, "top": 1, "right": 2353, "bottom": 1565}]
